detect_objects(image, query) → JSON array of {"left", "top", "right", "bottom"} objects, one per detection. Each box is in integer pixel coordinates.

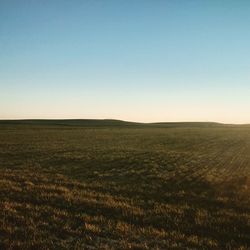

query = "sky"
[{"left": 1, "top": 0, "right": 250, "bottom": 123}]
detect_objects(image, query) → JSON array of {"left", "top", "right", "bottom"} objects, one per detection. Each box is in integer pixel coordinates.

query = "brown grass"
[{"left": 1, "top": 124, "right": 250, "bottom": 249}]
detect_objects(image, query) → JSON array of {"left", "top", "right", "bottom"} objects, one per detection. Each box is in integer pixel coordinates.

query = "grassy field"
[{"left": 1, "top": 120, "right": 250, "bottom": 249}]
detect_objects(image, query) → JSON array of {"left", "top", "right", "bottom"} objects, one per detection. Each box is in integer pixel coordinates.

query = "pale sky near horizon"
[{"left": 1, "top": 1, "right": 250, "bottom": 123}]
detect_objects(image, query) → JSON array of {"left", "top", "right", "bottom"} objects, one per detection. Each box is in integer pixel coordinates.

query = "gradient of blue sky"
[{"left": 1, "top": 0, "right": 250, "bottom": 123}]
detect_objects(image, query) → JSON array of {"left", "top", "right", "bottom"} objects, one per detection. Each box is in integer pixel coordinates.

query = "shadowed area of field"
[{"left": 1, "top": 120, "right": 250, "bottom": 249}]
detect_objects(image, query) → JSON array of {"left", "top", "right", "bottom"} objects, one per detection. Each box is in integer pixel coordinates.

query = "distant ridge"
[
  {"left": 0, "top": 119, "right": 229, "bottom": 128},
  {"left": 148, "top": 121, "right": 223, "bottom": 128},
  {"left": 0, "top": 119, "right": 139, "bottom": 127}
]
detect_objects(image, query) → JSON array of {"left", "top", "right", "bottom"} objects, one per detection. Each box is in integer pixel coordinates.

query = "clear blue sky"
[{"left": 1, "top": 0, "right": 250, "bottom": 123}]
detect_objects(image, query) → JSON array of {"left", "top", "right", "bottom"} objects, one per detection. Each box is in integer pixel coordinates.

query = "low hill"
[{"left": 0, "top": 119, "right": 225, "bottom": 128}]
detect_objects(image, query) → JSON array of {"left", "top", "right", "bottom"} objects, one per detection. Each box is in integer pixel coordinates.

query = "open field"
[{"left": 1, "top": 120, "right": 250, "bottom": 249}]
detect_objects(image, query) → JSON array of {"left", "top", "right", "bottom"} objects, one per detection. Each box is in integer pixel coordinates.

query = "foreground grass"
[{"left": 1, "top": 123, "right": 250, "bottom": 249}]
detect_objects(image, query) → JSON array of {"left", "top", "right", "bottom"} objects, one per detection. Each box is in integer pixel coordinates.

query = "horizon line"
[{"left": 0, "top": 118, "right": 249, "bottom": 126}]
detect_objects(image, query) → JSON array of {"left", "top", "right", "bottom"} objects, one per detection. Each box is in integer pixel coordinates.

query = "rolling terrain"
[{"left": 1, "top": 120, "right": 250, "bottom": 249}]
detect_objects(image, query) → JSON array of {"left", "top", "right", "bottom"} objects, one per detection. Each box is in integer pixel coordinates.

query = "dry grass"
[{"left": 1, "top": 124, "right": 250, "bottom": 249}]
